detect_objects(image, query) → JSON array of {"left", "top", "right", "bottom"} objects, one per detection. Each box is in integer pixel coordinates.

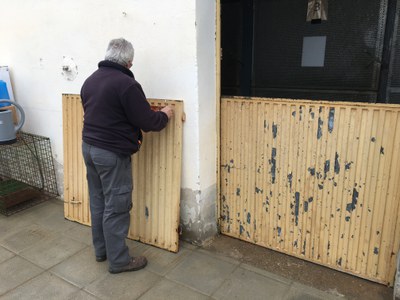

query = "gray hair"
[{"left": 105, "top": 38, "right": 134, "bottom": 67}]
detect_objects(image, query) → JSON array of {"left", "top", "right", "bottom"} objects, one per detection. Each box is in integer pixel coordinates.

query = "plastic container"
[{"left": 0, "top": 80, "right": 11, "bottom": 107}]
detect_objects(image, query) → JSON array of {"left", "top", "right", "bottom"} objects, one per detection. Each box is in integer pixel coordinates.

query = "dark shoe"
[
  {"left": 109, "top": 256, "right": 148, "bottom": 274},
  {"left": 96, "top": 255, "right": 107, "bottom": 262}
]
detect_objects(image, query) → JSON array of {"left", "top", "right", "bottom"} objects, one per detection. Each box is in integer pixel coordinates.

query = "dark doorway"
[{"left": 221, "top": 0, "right": 400, "bottom": 103}]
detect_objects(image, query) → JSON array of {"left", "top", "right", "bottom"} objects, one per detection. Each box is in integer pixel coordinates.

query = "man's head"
[{"left": 105, "top": 38, "right": 134, "bottom": 69}]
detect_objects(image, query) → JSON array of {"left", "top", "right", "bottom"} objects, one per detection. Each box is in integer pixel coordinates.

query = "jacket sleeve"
[{"left": 121, "top": 83, "right": 169, "bottom": 132}]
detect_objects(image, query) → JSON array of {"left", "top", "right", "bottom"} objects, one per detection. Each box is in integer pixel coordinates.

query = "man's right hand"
[{"left": 161, "top": 106, "right": 174, "bottom": 120}]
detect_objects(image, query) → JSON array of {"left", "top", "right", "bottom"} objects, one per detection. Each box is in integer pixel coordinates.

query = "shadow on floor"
[{"left": 203, "top": 235, "right": 394, "bottom": 300}]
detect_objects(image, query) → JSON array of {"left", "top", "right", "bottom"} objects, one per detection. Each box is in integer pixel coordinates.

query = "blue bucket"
[{"left": 0, "top": 80, "right": 11, "bottom": 107}]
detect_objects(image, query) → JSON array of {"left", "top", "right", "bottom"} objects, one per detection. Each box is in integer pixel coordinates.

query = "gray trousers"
[{"left": 82, "top": 141, "right": 133, "bottom": 268}]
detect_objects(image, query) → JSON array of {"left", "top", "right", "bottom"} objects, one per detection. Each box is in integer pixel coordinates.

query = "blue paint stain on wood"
[
  {"left": 345, "top": 216, "right": 350, "bottom": 222},
  {"left": 272, "top": 123, "right": 278, "bottom": 139},
  {"left": 374, "top": 247, "right": 379, "bottom": 255},
  {"left": 145, "top": 207, "right": 149, "bottom": 218},
  {"left": 255, "top": 187, "right": 263, "bottom": 194},
  {"left": 324, "top": 160, "right": 330, "bottom": 179},
  {"left": 308, "top": 167, "right": 316, "bottom": 176},
  {"left": 337, "top": 258, "right": 342, "bottom": 266},
  {"left": 304, "top": 201, "right": 309, "bottom": 212},
  {"left": 223, "top": 159, "right": 235, "bottom": 173},
  {"left": 345, "top": 162, "right": 353, "bottom": 170},
  {"left": 308, "top": 197, "right": 313, "bottom": 203},
  {"left": 247, "top": 212, "right": 251, "bottom": 224},
  {"left": 295, "top": 192, "right": 300, "bottom": 226},
  {"left": 318, "top": 184, "right": 324, "bottom": 190},
  {"left": 380, "top": 147, "right": 384, "bottom": 155},
  {"left": 277, "top": 227, "right": 282, "bottom": 236},
  {"left": 292, "top": 111, "right": 296, "bottom": 117},
  {"left": 265, "top": 196, "right": 270, "bottom": 212},
  {"left": 334, "top": 153, "right": 340, "bottom": 174},
  {"left": 288, "top": 173, "right": 293, "bottom": 189},
  {"left": 317, "top": 117, "right": 323, "bottom": 139},
  {"left": 302, "top": 240, "right": 306, "bottom": 255},
  {"left": 346, "top": 188, "right": 359, "bottom": 213},
  {"left": 240, "top": 225, "right": 245, "bottom": 235},
  {"left": 270, "top": 148, "right": 277, "bottom": 183},
  {"left": 328, "top": 108, "right": 335, "bottom": 133},
  {"left": 236, "top": 188, "right": 241, "bottom": 196}
]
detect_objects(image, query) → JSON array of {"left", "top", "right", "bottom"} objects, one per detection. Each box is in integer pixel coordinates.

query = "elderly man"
[{"left": 81, "top": 38, "right": 173, "bottom": 274}]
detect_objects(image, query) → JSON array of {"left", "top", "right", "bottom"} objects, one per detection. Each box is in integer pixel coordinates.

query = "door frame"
[{"left": 216, "top": 0, "right": 222, "bottom": 230}]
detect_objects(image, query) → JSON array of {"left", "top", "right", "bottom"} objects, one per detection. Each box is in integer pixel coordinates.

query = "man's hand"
[{"left": 161, "top": 106, "right": 174, "bottom": 120}]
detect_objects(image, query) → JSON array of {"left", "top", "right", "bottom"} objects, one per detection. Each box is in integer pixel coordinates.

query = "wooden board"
[
  {"left": 62, "top": 94, "right": 183, "bottom": 252},
  {"left": 220, "top": 96, "right": 400, "bottom": 285}
]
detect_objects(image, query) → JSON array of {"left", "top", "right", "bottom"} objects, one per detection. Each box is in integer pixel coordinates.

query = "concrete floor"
[{"left": 0, "top": 198, "right": 392, "bottom": 299}]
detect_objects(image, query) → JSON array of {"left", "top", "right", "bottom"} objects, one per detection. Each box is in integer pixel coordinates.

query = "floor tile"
[
  {"left": 283, "top": 282, "right": 344, "bottom": 300},
  {"left": 0, "top": 246, "right": 15, "bottom": 264},
  {"left": 0, "top": 223, "right": 56, "bottom": 253},
  {"left": 30, "top": 203, "right": 76, "bottom": 233},
  {"left": 0, "top": 256, "right": 43, "bottom": 296},
  {"left": 66, "top": 289, "right": 100, "bottom": 300},
  {"left": 197, "top": 247, "right": 244, "bottom": 265},
  {"left": 20, "top": 235, "right": 86, "bottom": 269},
  {"left": 17, "top": 200, "right": 62, "bottom": 222},
  {"left": 85, "top": 270, "right": 160, "bottom": 300},
  {"left": 139, "top": 278, "right": 209, "bottom": 300},
  {"left": 179, "top": 240, "right": 198, "bottom": 250},
  {"left": 62, "top": 223, "right": 93, "bottom": 246},
  {"left": 212, "top": 266, "right": 290, "bottom": 300},
  {"left": 139, "top": 245, "right": 190, "bottom": 276},
  {"left": 241, "top": 263, "right": 292, "bottom": 285},
  {"left": 1, "top": 272, "right": 79, "bottom": 300},
  {"left": 166, "top": 251, "right": 237, "bottom": 296},
  {"left": 50, "top": 247, "right": 108, "bottom": 288},
  {"left": 0, "top": 214, "right": 33, "bottom": 237},
  {"left": 126, "top": 239, "right": 152, "bottom": 254}
]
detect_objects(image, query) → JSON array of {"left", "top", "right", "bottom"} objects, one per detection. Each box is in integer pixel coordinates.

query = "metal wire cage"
[{"left": 0, "top": 132, "right": 59, "bottom": 215}]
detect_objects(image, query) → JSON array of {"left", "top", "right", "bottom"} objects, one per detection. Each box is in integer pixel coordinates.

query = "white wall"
[
  {"left": 0, "top": 0, "right": 218, "bottom": 240},
  {"left": 0, "top": 0, "right": 217, "bottom": 242}
]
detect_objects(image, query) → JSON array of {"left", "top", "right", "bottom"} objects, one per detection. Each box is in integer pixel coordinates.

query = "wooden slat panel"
[
  {"left": 220, "top": 96, "right": 400, "bottom": 285},
  {"left": 63, "top": 94, "right": 89, "bottom": 225},
  {"left": 62, "top": 94, "right": 183, "bottom": 252}
]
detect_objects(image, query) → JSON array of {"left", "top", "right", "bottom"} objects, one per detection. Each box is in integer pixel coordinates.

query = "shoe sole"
[
  {"left": 108, "top": 261, "right": 147, "bottom": 274},
  {"left": 96, "top": 256, "right": 107, "bottom": 262}
]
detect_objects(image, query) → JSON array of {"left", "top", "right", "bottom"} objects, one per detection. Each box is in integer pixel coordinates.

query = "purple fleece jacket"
[{"left": 81, "top": 60, "right": 168, "bottom": 156}]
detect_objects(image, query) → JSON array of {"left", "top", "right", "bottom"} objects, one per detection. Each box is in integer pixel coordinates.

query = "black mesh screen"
[
  {"left": 253, "top": 0, "right": 384, "bottom": 92},
  {"left": 221, "top": 0, "right": 391, "bottom": 103}
]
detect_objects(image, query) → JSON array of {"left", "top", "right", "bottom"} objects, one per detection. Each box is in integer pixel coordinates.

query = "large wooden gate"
[
  {"left": 63, "top": 94, "right": 184, "bottom": 252},
  {"left": 220, "top": 96, "right": 400, "bottom": 285}
]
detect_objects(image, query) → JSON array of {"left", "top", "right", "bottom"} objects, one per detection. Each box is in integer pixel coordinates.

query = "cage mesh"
[{"left": 0, "top": 132, "right": 59, "bottom": 195}]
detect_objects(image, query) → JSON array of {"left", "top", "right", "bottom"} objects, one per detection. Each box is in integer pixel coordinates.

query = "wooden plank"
[
  {"left": 354, "top": 108, "right": 375, "bottom": 272},
  {"left": 378, "top": 112, "right": 400, "bottom": 279},
  {"left": 366, "top": 109, "right": 388, "bottom": 277},
  {"left": 62, "top": 95, "right": 183, "bottom": 252},
  {"left": 220, "top": 97, "right": 400, "bottom": 285}
]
